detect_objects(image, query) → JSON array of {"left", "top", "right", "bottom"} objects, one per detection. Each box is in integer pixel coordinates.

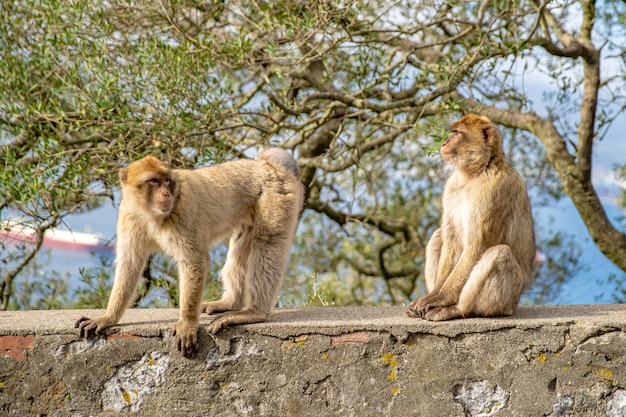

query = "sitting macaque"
[
  {"left": 76, "top": 148, "right": 303, "bottom": 356},
  {"left": 406, "top": 114, "right": 535, "bottom": 321}
]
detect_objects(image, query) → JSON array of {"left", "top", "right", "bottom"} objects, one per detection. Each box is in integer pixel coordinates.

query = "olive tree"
[{"left": 1, "top": 0, "right": 623, "bottom": 309}]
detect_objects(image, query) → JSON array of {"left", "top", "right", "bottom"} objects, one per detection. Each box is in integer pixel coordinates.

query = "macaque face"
[
  {"left": 440, "top": 130, "right": 462, "bottom": 162},
  {"left": 147, "top": 176, "right": 175, "bottom": 216},
  {"left": 440, "top": 114, "right": 496, "bottom": 171},
  {"left": 120, "top": 156, "right": 177, "bottom": 219}
]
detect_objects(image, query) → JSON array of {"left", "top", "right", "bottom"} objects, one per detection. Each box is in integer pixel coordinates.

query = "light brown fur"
[
  {"left": 76, "top": 148, "right": 303, "bottom": 356},
  {"left": 405, "top": 114, "right": 535, "bottom": 321}
]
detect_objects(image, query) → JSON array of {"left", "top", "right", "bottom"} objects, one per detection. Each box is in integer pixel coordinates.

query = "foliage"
[
  {"left": 9, "top": 250, "right": 74, "bottom": 310},
  {"left": 2, "top": 0, "right": 625, "bottom": 309}
]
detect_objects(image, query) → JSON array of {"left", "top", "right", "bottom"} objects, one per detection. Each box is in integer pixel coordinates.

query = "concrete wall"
[{"left": 2, "top": 305, "right": 626, "bottom": 416}]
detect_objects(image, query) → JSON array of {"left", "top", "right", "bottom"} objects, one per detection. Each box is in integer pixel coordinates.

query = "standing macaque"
[
  {"left": 405, "top": 114, "right": 535, "bottom": 321},
  {"left": 76, "top": 148, "right": 303, "bottom": 356}
]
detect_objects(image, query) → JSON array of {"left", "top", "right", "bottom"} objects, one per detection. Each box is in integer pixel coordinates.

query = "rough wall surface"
[{"left": 1, "top": 305, "right": 626, "bottom": 416}]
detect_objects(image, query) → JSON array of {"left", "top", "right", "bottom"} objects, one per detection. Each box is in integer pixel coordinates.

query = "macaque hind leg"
[
  {"left": 424, "top": 245, "right": 524, "bottom": 321},
  {"left": 207, "top": 225, "right": 294, "bottom": 334},
  {"left": 206, "top": 171, "right": 301, "bottom": 334},
  {"left": 424, "top": 228, "right": 442, "bottom": 293},
  {"left": 207, "top": 234, "right": 289, "bottom": 334},
  {"left": 202, "top": 225, "right": 253, "bottom": 315}
]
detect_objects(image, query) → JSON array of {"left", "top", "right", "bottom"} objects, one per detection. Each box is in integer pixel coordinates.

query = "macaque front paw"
[
  {"left": 405, "top": 291, "right": 456, "bottom": 319},
  {"left": 405, "top": 293, "right": 440, "bottom": 318},
  {"left": 423, "top": 305, "right": 462, "bottom": 321},
  {"left": 172, "top": 319, "right": 198, "bottom": 357},
  {"left": 75, "top": 316, "right": 115, "bottom": 338}
]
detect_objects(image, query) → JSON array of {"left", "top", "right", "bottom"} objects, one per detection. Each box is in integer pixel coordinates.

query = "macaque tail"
[{"left": 258, "top": 148, "right": 300, "bottom": 177}]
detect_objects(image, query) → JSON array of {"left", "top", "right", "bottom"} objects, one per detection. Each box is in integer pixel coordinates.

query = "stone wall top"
[{"left": 2, "top": 305, "right": 626, "bottom": 416}]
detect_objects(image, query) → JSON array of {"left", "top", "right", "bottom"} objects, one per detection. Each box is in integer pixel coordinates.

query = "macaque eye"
[{"left": 148, "top": 178, "right": 160, "bottom": 185}]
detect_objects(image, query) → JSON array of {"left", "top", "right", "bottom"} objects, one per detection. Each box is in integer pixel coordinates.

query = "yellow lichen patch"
[
  {"left": 220, "top": 384, "right": 229, "bottom": 390},
  {"left": 600, "top": 368, "right": 613, "bottom": 379},
  {"left": 563, "top": 367, "right": 569, "bottom": 372},
  {"left": 148, "top": 357, "right": 154, "bottom": 367},
  {"left": 122, "top": 391, "right": 131, "bottom": 403},
  {"left": 388, "top": 368, "right": 396, "bottom": 382},
  {"left": 322, "top": 353, "right": 329, "bottom": 360},
  {"left": 381, "top": 353, "right": 398, "bottom": 367},
  {"left": 536, "top": 353, "right": 547, "bottom": 363},
  {"left": 595, "top": 368, "right": 615, "bottom": 385},
  {"left": 281, "top": 335, "right": 308, "bottom": 351},
  {"left": 391, "top": 387, "right": 401, "bottom": 396},
  {"left": 0, "top": 381, "right": 4, "bottom": 388}
]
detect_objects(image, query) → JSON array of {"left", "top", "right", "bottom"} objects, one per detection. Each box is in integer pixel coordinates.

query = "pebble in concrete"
[
  {"left": 205, "top": 338, "right": 260, "bottom": 368},
  {"left": 454, "top": 380, "right": 509, "bottom": 416},
  {"left": 607, "top": 389, "right": 626, "bottom": 417},
  {"left": 53, "top": 338, "right": 106, "bottom": 356},
  {"left": 545, "top": 394, "right": 573, "bottom": 417},
  {"left": 101, "top": 351, "right": 170, "bottom": 412}
]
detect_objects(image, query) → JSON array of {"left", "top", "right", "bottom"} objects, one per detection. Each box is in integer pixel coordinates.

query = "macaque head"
[
  {"left": 119, "top": 156, "right": 178, "bottom": 218},
  {"left": 441, "top": 114, "right": 503, "bottom": 173}
]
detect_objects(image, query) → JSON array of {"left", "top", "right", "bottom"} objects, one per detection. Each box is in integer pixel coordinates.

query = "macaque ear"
[
  {"left": 119, "top": 168, "right": 128, "bottom": 185},
  {"left": 482, "top": 125, "right": 497, "bottom": 144}
]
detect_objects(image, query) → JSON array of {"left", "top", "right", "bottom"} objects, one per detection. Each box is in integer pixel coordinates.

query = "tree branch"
[{"left": 575, "top": 0, "right": 601, "bottom": 182}]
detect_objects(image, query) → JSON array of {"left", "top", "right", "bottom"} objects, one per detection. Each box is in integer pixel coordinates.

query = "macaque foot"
[
  {"left": 423, "top": 305, "right": 462, "bottom": 321},
  {"left": 207, "top": 316, "right": 229, "bottom": 335},
  {"left": 206, "top": 310, "right": 270, "bottom": 335},
  {"left": 201, "top": 300, "right": 235, "bottom": 315},
  {"left": 172, "top": 319, "right": 199, "bottom": 357},
  {"left": 75, "top": 316, "right": 114, "bottom": 338}
]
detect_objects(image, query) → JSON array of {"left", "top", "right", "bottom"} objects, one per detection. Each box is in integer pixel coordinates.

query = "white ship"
[{"left": 0, "top": 219, "right": 113, "bottom": 253}]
